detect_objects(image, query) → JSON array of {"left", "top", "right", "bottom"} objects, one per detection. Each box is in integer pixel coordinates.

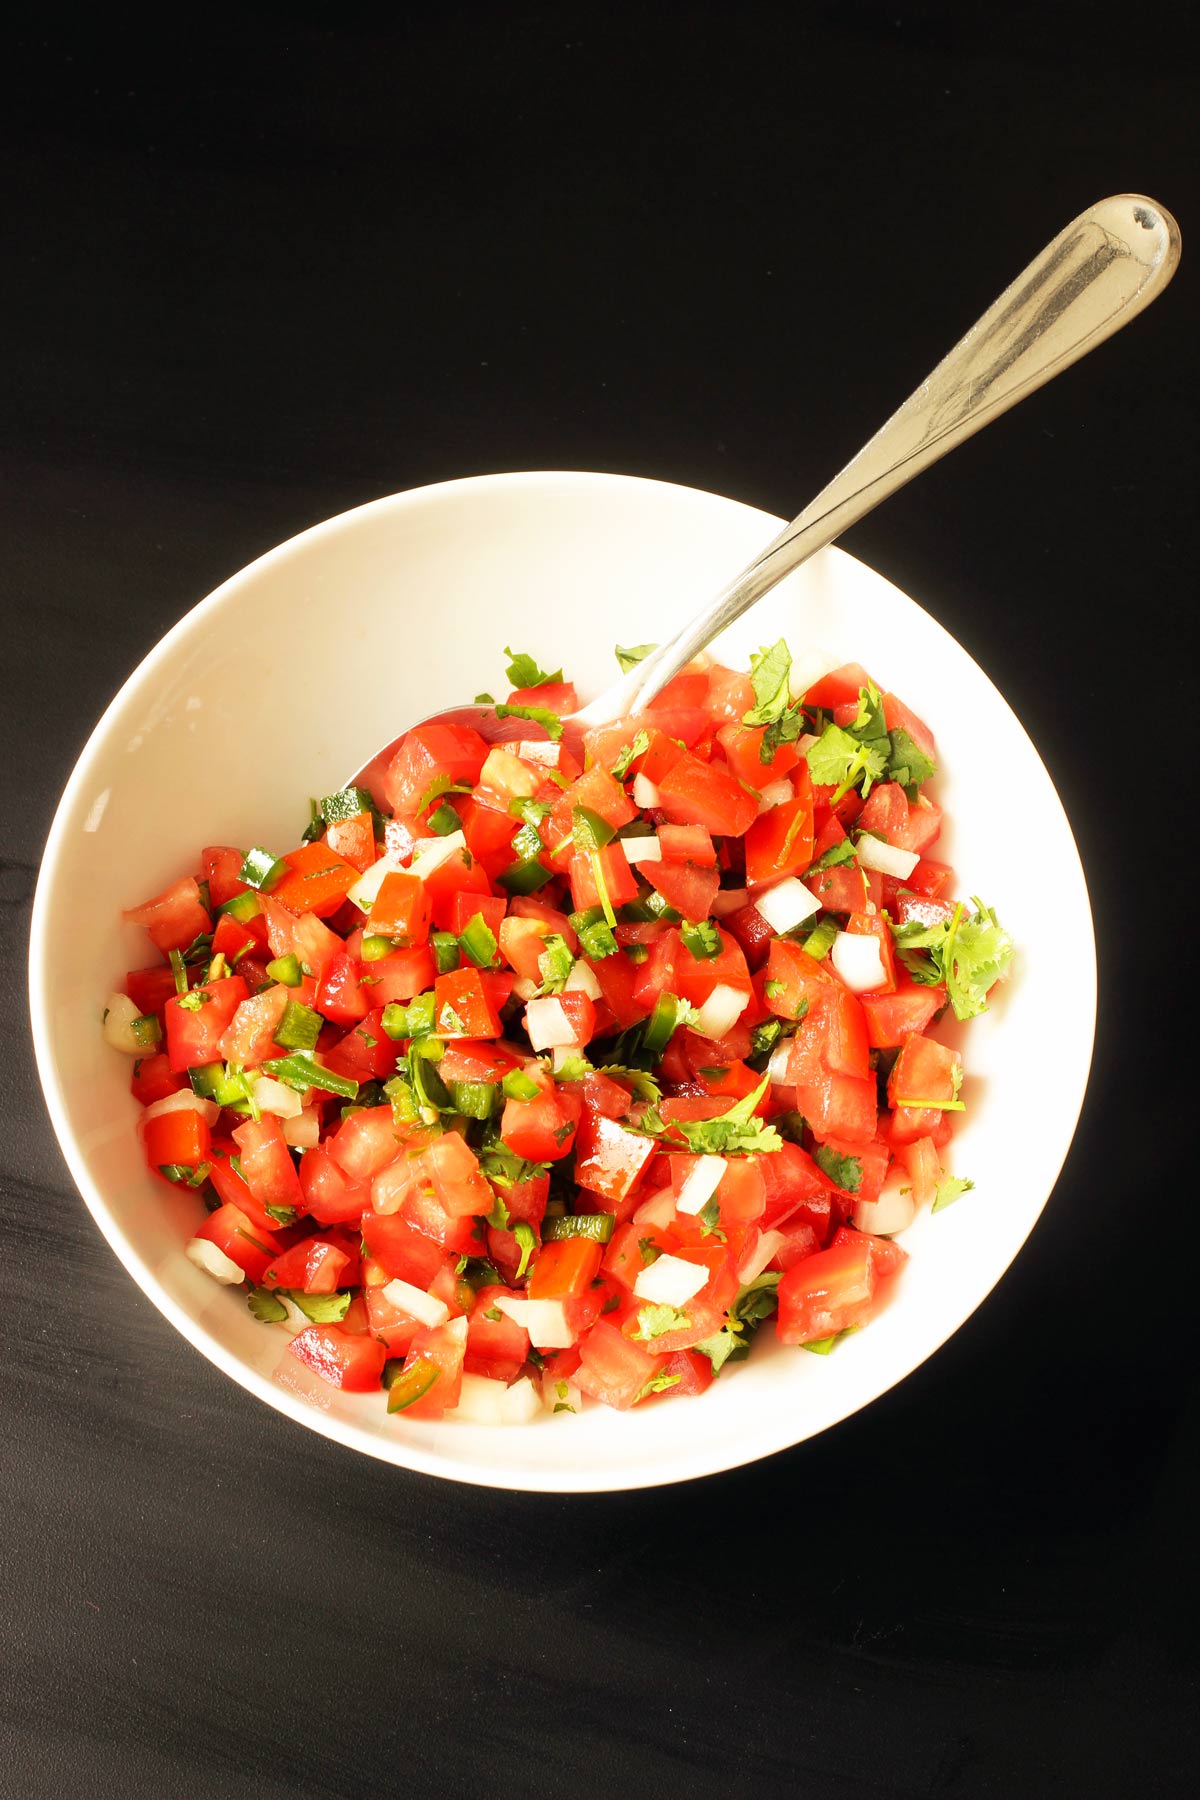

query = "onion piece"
[
  {"left": 633, "top": 1253, "right": 709, "bottom": 1308},
  {"left": 754, "top": 876, "right": 822, "bottom": 932},
  {"left": 692, "top": 983, "right": 750, "bottom": 1041},
  {"left": 511, "top": 974, "right": 539, "bottom": 1002},
  {"left": 451, "top": 1372, "right": 509, "bottom": 1425},
  {"left": 251, "top": 1075, "right": 303, "bottom": 1119},
  {"left": 494, "top": 1297, "right": 575, "bottom": 1348},
  {"left": 737, "top": 1227, "right": 787, "bottom": 1285},
  {"left": 517, "top": 739, "right": 563, "bottom": 768},
  {"left": 381, "top": 1278, "right": 450, "bottom": 1330},
  {"left": 541, "top": 1370, "right": 583, "bottom": 1415},
  {"left": 855, "top": 832, "right": 920, "bottom": 879},
  {"left": 854, "top": 1185, "right": 915, "bottom": 1236},
  {"left": 622, "top": 835, "right": 663, "bottom": 864},
  {"left": 524, "top": 996, "right": 575, "bottom": 1050},
  {"left": 756, "top": 778, "right": 795, "bottom": 815},
  {"left": 102, "top": 992, "right": 146, "bottom": 1055},
  {"left": 674, "top": 1154, "right": 727, "bottom": 1215},
  {"left": 282, "top": 1107, "right": 322, "bottom": 1149},
  {"left": 767, "top": 1043, "right": 793, "bottom": 1086},
  {"left": 185, "top": 1238, "right": 244, "bottom": 1284},
  {"left": 564, "top": 960, "right": 602, "bottom": 999},
  {"left": 500, "top": 1376, "right": 542, "bottom": 1425},
  {"left": 831, "top": 931, "right": 888, "bottom": 995},
  {"left": 408, "top": 831, "right": 469, "bottom": 879},
  {"left": 632, "top": 773, "right": 661, "bottom": 809},
  {"left": 632, "top": 1184, "right": 677, "bottom": 1229},
  {"left": 141, "top": 1088, "right": 219, "bottom": 1127},
  {"left": 346, "top": 850, "right": 407, "bottom": 911}
]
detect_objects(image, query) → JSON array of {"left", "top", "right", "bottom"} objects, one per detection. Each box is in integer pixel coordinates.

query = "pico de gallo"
[{"left": 103, "top": 639, "right": 1012, "bottom": 1424}]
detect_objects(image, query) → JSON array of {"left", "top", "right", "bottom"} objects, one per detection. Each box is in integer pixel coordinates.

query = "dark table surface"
[{"left": 4, "top": 9, "right": 1196, "bottom": 1798}]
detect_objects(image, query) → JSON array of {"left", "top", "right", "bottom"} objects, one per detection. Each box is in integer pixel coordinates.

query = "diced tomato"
[
  {"left": 759, "top": 1141, "right": 835, "bottom": 1238},
  {"left": 888, "top": 1032, "right": 962, "bottom": 1109},
  {"left": 575, "top": 1320, "right": 667, "bottom": 1410},
  {"left": 393, "top": 1316, "right": 469, "bottom": 1420},
  {"left": 419, "top": 1132, "right": 493, "bottom": 1219},
  {"left": 261, "top": 899, "right": 343, "bottom": 979},
  {"left": 324, "top": 811, "right": 376, "bottom": 873},
  {"left": 895, "top": 1135, "right": 942, "bottom": 1206},
  {"left": 792, "top": 1066, "right": 878, "bottom": 1143},
  {"left": 548, "top": 764, "right": 638, "bottom": 853},
  {"left": 124, "top": 876, "right": 211, "bottom": 955},
  {"left": 433, "top": 966, "right": 503, "bottom": 1039},
  {"left": 202, "top": 846, "right": 248, "bottom": 910},
  {"left": 724, "top": 901, "right": 775, "bottom": 970},
  {"left": 805, "top": 662, "right": 872, "bottom": 711},
  {"left": 194, "top": 1202, "right": 281, "bottom": 1284},
  {"left": 290, "top": 1324, "right": 388, "bottom": 1392},
  {"left": 384, "top": 723, "right": 490, "bottom": 817},
  {"left": 315, "top": 951, "right": 371, "bottom": 1026},
  {"left": 567, "top": 843, "right": 639, "bottom": 914},
  {"left": 210, "top": 910, "right": 260, "bottom": 966},
  {"left": 881, "top": 690, "right": 936, "bottom": 763},
  {"left": 528, "top": 1236, "right": 603, "bottom": 1299},
  {"left": 367, "top": 871, "right": 430, "bottom": 945},
  {"left": 656, "top": 752, "right": 758, "bottom": 838},
  {"left": 811, "top": 1134, "right": 890, "bottom": 1206},
  {"left": 143, "top": 1106, "right": 211, "bottom": 1171},
  {"left": 269, "top": 843, "right": 359, "bottom": 918},
  {"left": 573, "top": 1112, "right": 657, "bottom": 1208},
  {"left": 232, "top": 1114, "right": 306, "bottom": 1213},
  {"left": 360, "top": 1211, "right": 447, "bottom": 1288},
  {"left": 263, "top": 1235, "right": 350, "bottom": 1294},
  {"left": 420, "top": 849, "right": 493, "bottom": 931},
  {"left": 743, "top": 770, "right": 815, "bottom": 887},
  {"left": 904, "top": 858, "right": 953, "bottom": 901},
  {"left": 716, "top": 721, "right": 801, "bottom": 789},
  {"left": 124, "top": 963, "right": 179, "bottom": 1018},
  {"left": 644, "top": 856, "right": 720, "bottom": 920},
  {"left": 131, "top": 1052, "right": 187, "bottom": 1106},
  {"left": 763, "top": 937, "right": 836, "bottom": 1023},
  {"left": 591, "top": 947, "right": 650, "bottom": 1028},
  {"left": 860, "top": 976, "right": 947, "bottom": 1048},
  {"left": 776, "top": 1233, "right": 878, "bottom": 1345},
  {"left": 299, "top": 1146, "right": 373, "bottom": 1225},
  {"left": 322, "top": 1010, "right": 400, "bottom": 1083},
  {"left": 465, "top": 1284, "right": 531, "bottom": 1373},
  {"left": 218, "top": 983, "right": 290, "bottom": 1066},
  {"left": 830, "top": 1223, "right": 909, "bottom": 1280},
  {"left": 326, "top": 1106, "right": 404, "bottom": 1180}
]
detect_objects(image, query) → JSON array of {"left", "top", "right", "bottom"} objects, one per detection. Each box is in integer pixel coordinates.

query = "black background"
[{"left": 4, "top": 7, "right": 1197, "bottom": 1797}]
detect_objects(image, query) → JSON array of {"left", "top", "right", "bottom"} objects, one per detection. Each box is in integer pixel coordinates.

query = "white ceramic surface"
[{"left": 29, "top": 471, "right": 1096, "bottom": 1491}]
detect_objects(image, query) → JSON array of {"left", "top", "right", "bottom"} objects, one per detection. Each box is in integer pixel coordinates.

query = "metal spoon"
[{"left": 350, "top": 193, "right": 1178, "bottom": 797}]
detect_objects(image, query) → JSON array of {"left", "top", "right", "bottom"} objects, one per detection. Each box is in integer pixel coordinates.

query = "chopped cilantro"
[
  {"left": 932, "top": 1174, "right": 975, "bottom": 1213},
  {"left": 615, "top": 642, "right": 657, "bottom": 674},
  {"left": 813, "top": 1144, "right": 863, "bottom": 1192},
  {"left": 285, "top": 1289, "right": 352, "bottom": 1323},
  {"left": 673, "top": 1075, "right": 782, "bottom": 1157},
  {"left": 612, "top": 729, "right": 652, "bottom": 781},
  {"left": 697, "top": 1195, "right": 726, "bottom": 1241},
  {"left": 493, "top": 701, "right": 564, "bottom": 740},
  {"left": 637, "top": 1372, "right": 683, "bottom": 1399},
  {"left": 680, "top": 918, "right": 722, "bottom": 960},
  {"left": 890, "top": 898, "right": 1013, "bottom": 1021},
  {"left": 246, "top": 1286, "right": 288, "bottom": 1323},
  {"left": 741, "top": 638, "right": 808, "bottom": 763},
  {"left": 804, "top": 836, "right": 858, "bottom": 877},
  {"left": 512, "top": 1221, "right": 538, "bottom": 1280},
  {"left": 637, "top": 1237, "right": 663, "bottom": 1266},
  {"left": 504, "top": 646, "right": 563, "bottom": 689},
  {"left": 537, "top": 933, "right": 576, "bottom": 993},
  {"left": 632, "top": 1303, "right": 691, "bottom": 1340}
]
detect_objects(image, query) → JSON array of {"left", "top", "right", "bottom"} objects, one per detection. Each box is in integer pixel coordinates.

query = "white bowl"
[{"left": 29, "top": 472, "right": 1095, "bottom": 1491}]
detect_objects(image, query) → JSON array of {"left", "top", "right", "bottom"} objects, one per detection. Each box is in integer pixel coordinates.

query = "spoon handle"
[{"left": 585, "top": 194, "right": 1179, "bottom": 724}]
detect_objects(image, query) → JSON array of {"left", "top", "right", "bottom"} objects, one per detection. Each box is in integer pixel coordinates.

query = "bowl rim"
[{"left": 28, "top": 468, "right": 1097, "bottom": 1491}]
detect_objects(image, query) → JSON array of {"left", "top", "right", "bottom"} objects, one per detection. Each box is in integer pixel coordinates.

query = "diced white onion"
[
  {"left": 737, "top": 1228, "right": 787, "bottom": 1285},
  {"left": 494, "top": 1297, "right": 575, "bottom": 1348},
  {"left": 479, "top": 747, "right": 537, "bottom": 801},
  {"left": 185, "top": 1238, "right": 244, "bottom": 1284},
  {"left": 632, "top": 773, "right": 661, "bottom": 809},
  {"left": 564, "top": 960, "right": 602, "bottom": 999},
  {"left": 408, "top": 830, "right": 468, "bottom": 878},
  {"left": 633, "top": 1253, "right": 709, "bottom": 1308},
  {"left": 277, "top": 1294, "right": 314, "bottom": 1334},
  {"left": 141, "top": 1088, "right": 219, "bottom": 1126},
  {"left": 674, "top": 1154, "right": 727, "bottom": 1215},
  {"left": 451, "top": 1372, "right": 509, "bottom": 1425},
  {"left": 854, "top": 1185, "right": 915, "bottom": 1236},
  {"left": 622, "top": 835, "right": 663, "bottom": 864},
  {"left": 251, "top": 1075, "right": 303, "bottom": 1119},
  {"left": 524, "top": 996, "right": 575, "bottom": 1049},
  {"left": 754, "top": 876, "right": 822, "bottom": 931},
  {"left": 102, "top": 992, "right": 145, "bottom": 1055},
  {"left": 710, "top": 886, "right": 749, "bottom": 918},
  {"left": 550, "top": 1045, "right": 581, "bottom": 1073},
  {"left": 756, "top": 778, "right": 794, "bottom": 815},
  {"left": 346, "top": 850, "right": 407, "bottom": 911},
  {"left": 282, "top": 1107, "right": 322, "bottom": 1149},
  {"left": 855, "top": 832, "right": 920, "bottom": 878},
  {"left": 517, "top": 739, "right": 563, "bottom": 767},
  {"left": 767, "top": 1043, "right": 794, "bottom": 1086},
  {"left": 831, "top": 930, "right": 888, "bottom": 994},
  {"left": 511, "top": 975, "right": 539, "bottom": 1002},
  {"left": 692, "top": 983, "right": 750, "bottom": 1041},
  {"left": 632, "top": 1184, "right": 677, "bottom": 1228},
  {"left": 381, "top": 1278, "right": 450, "bottom": 1330},
  {"left": 500, "top": 1375, "right": 542, "bottom": 1425}
]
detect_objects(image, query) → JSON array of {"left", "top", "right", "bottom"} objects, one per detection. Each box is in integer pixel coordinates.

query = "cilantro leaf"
[
  {"left": 638, "top": 1237, "right": 663, "bottom": 1266},
  {"left": 697, "top": 1195, "right": 726, "bottom": 1241},
  {"left": 680, "top": 918, "right": 721, "bottom": 960},
  {"left": 246, "top": 1285, "right": 288, "bottom": 1323},
  {"left": 804, "top": 836, "right": 858, "bottom": 877},
  {"left": 813, "top": 1144, "right": 863, "bottom": 1193},
  {"left": 512, "top": 1220, "right": 537, "bottom": 1279},
  {"left": 537, "top": 933, "right": 576, "bottom": 994},
  {"left": 742, "top": 639, "right": 794, "bottom": 725},
  {"left": 485, "top": 1192, "right": 511, "bottom": 1231},
  {"left": 286, "top": 1289, "right": 352, "bottom": 1324},
  {"left": 932, "top": 1174, "right": 975, "bottom": 1213},
  {"left": 615, "top": 642, "right": 657, "bottom": 674},
  {"left": 891, "top": 899, "right": 1013, "bottom": 1021},
  {"left": 805, "top": 722, "right": 889, "bottom": 799},
  {"left": 694, "top": 1272, "right": 782, "bottom": 1374},
  {"left": 637, "top": 1371, "right": 683, "bottom": 1399},
  {"left": 504, "top": 646, "right": 563, "bottom": 690},
  {"left": 632, "top": 1303, "right": 692, "bottom": 1340},
  {"left": 612, "top": 729, "right": 651, "bottom": 782},
  {"left": 673, "top": 1074, "right": 782, "bottom": 1157},
  {"left": 886, "top": 727, "right": 936, "bottom": 792},
  {"left": 693, "top": 1326, "right": 744, "bottom": 1374},
  {"left": 492, "top": 702, "right": 564, "bottom": 740}
]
